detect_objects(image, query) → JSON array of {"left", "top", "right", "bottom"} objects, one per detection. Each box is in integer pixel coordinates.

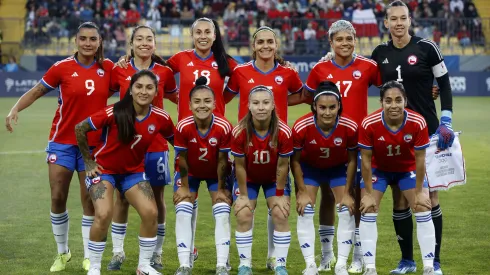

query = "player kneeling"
[
  {"left": 75, "top": 70, "right": 175, "bottom": 275},
  {"left": 172, "top": 77, "right": 234, "bottom": 275},
  {"left": 291, "top": 81, "right": 358, "bottom": 275},
  {"left": 231, "top": 86, "right": 293, "bottom": 275},
  {"left": 358, "top": 81, "right": 435, "bottom": 275}
]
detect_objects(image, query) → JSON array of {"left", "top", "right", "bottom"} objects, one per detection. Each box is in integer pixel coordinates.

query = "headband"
[
  {"left": 313, "top": 90, "right": 339, "bottom": 101},
  {"left": 253, "top": 26, "right": 276, "bottom": 39},
  {"left": 192, "top": 17, "right": 215, "bottom": 31},
  {"left": 249, "top": 85, "right": 273, "bottom": 97},
  {"left": 78, "top": 21, "right": 99, "bottom": 30}
]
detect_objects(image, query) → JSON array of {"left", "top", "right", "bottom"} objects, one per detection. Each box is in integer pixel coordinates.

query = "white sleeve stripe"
[
  {"left": 407, "top": 114, "right": 427, "bottom": 128},
  {"left": 338, "top": 122, "right": 357, "bottom": 133},
  {"left": 293, "top": 117, "right": 314, "bottom": 131},
  {"left": 177, "top": 121, "right": 194, "bottom": 132},
  {"left": 419, "top": 39, "right": 442, "bottom": 60},
  {"left": 294, "top": 121, "right": 315, "bottom": 133},
  {"left": 431, "top": 61, "right": 448, "bottom": 78}
]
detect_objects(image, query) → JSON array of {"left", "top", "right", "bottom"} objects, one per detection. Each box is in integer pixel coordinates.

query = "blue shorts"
[
  {"left": 301, "top": 163, "right": 347, "bottom": 188},
  {"left": 144, "top": 151, "right": 171, "bottom": 186},
  {"left": 173, "top": 172, "right": 234, "bottom": 193},
  {"left": 85, "top": 172, "right": 148, "bottom": 194},
  {"left": 45, "top": 142, "right": 93, "bottom": 172},
  {"left": 232, "top": 177, "right": 292, "bottom": 201},
  {"left": 360, "top": 169, "right": 429, "bottom": 193}
]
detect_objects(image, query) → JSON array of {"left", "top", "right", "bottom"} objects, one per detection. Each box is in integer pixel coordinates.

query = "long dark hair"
[
  {"left": 311, "top": 81, "right": 343, "bottom": 117},
  {"left": 191, "top": 18, "right": 234, "bottom": 78},
  {"left": 251, "top": 26, "right": 286, "bottom": 66},
  {"left": 380, "top": 80, "right": 407, "bottom": 102},
  {"left": 75, "top": 22, "right": 105, "bottom": 69},
  {"left": 235, "top": 86, "right": 279, "bottom": 151},
  {"left": 130, "top": 25, "right": 168, "bottom": 66},
  {"left": 113, "top": 70, "right": 159, "bottom": 144}
]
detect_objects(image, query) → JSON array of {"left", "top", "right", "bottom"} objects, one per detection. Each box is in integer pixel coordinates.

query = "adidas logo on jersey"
[
  {"left": 248, "top": 78, "right": 254, "bottom": 83},
  {"left": 378, "top": 136, "right": 385, "bottom": 141},
  {"left": 71, "top": 72, "right": 78, "bottom": 77},
  {"left": 126, "top": 76, "right": 131, "bottom": 81},
  {"left": 157, "top": 174, "right": 164, "bottom": 181},
  {"left": 327, "top": 74, "right": 333, "bottom": 79},
  {"left": 383, "top": 58, "right": 389, "bottom": 64},
  {"left": 309, "top": 139, "right": 317, "bottom": 144},
  {"left": 190, "top": 138, "right": 197, "bottom": 143},
  {"left": 187, "top": 61, "right": 194, "bottom": 67}
]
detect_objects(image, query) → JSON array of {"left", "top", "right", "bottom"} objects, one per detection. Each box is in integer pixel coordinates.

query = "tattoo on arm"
[
  {"left": 90, "top": 183, "right": 107, "bottom": 201},
  {"left": 137, "top": 181, "right": 155, "bottom": 200},
  {"left": 75, "top": 120, "right": 94, "bottom": 163}
]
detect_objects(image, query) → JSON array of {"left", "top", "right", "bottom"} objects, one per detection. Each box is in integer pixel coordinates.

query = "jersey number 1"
[
  {"left": 395, "top": 65, "right": 403, "bottom": 82},
  {"left": 193, "top": 70, "right": 211, "bottom": 85},
  {"left": 335, "top": 81, "right": 352, "bottom": 97}
]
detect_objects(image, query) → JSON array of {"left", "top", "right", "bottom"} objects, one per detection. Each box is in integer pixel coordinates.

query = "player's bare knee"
[
  {"left": 94, "top": 208, "right": 113, "bottom": 229},
  {"left": 235, "top": 208, "right": 253, "bottom": 228}
]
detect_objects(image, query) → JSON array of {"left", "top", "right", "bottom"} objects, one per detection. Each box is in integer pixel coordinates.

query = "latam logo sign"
[{"left": 5, "top": 78, "right": 39, "bottom": 93}]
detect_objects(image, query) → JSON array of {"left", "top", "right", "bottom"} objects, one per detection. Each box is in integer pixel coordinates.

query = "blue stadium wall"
[{"left": 1, "top": 56, "right": 489, "bottom": 97}]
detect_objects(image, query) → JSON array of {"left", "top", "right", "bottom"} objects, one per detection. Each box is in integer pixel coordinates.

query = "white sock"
[
  {"left": 267, "top": 209, "right": 275, "bottom": 258},
  {"left": 81, "top": 215, "right": 94, "bottom": 259},
  {"left": 155, "top": 223, "right": 165, "bottom": 255},
  {"left": 319, "top": 225, "right": 335, "bottom": 257},
  {"left": 213, "top": 203, "right": 231, "bottom": 267},
  {"left": 176, "top": 202, "right": 193, "bottom": 267},
  {"left": 50, "top": 211, "right": 69, "bottom": 254},
  {"left": 360, "top": 213, "right": 378, "bottom": 269},
  {"left": 236, "top": 229, "right": 253, "bottom": 267},
  {"left": 415, "top": 211, "right": 436, "bottom": 268},
  {"left": 139, "top": 236, "right": 157, "bottom": 267},
  {"left": 297, "top": 204, "right": 316, "bottom": 266},
  {"left": 353, "top": 228, "right": 362, "bottom": 262},
  {"left": 273, "top": 230, "right": 291, "bottom": 267},
  {"left": 88, "top": 240, "right": 105, "bottom": 270},
  {"left": 189, "top": 199, "right": 198, "bottom": 265},
  {"left": 111, "top": 222, "right": 127, "bottom": 253},
  {"left": 336, "top": 204, "right": 355, "bottom": 266}
]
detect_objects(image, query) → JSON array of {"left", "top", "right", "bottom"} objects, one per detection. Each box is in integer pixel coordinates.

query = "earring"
[{"left": 129, "top": 92, "right": 132, "bottom": 95}]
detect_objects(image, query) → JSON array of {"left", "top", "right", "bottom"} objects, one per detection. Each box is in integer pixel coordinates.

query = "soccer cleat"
[
  {"left": 150, "top": 252, "right": 163, "bottom": 271},
  {"left": 434, "top": 262, "right": 443, "bottom": 275},
  {"left": 87, "top": 267, "right": 101, "bottom": 275},
  {"left": 174, "top": 266, "right": 192, "bottom": 275},
  {"left": 275, "top": 266, "right": 289, "bottom": 275},
  {"left": 266, "top": 257, "right": 276, "bottom": 270},
  {"left": 390, "top": 259, "right": 417, "bottom": 274},
  {"left": 334, "top": 264, "right": 349, "bottom": 275},
  {"left": 137, "top": 264, "right": 162, "bottom": 275},
  {"left": 82, "top": 258, "right": 90, "bottom": 271},
  {"left": 216, "top": 265, "right": 229, "bottom": 275},
  {"left": 237, "top": 265, "right": 253, "bottom": 275},
  {"left": 50, "top": 250, "right": 72, "bottom": 272},
  {"left": 348, "top": 259, "right": 364, "bottom": 274},
  {"left": 317, "top": 254, "right": 336, "bottom": 272},
  {"left": 363, "top": 268, "right": 378, "bottom": 275},
  {"left": 107, "top": 251, "right": 126, "bottom": 271},
  {"left": 423, "top": 266, "right": 435, "bottom": 275},
  {"left": 302, "top": 263, "right": 319, "bottom": 275},
  {"left": 193, "top": 247, "right": 198, "bottom": 262}
]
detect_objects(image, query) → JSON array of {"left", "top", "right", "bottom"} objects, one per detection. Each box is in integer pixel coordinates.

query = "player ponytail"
[
  {"left": 113, "top": 70, "right": 159, "bottom": 144},
  {"left": 130, "top": 25, "right": 168, "bottom": 66},
  {"left": 251, "top": 26, "right": 286, "bottom": 66},
  {"left": 189, "top": 76, "right": 215, "bottom": 99},
  {"left": 311, "top": 81, "right": 343, "bottom": 117},
  {"left": 380, "top": 80, "right": 407, "bottom": 102},
  {"left": 75, "top": 22, "right": 105, "bottom": 70},
  {"left": 385, "top": 0, "right": 409, "bottom": 19}
]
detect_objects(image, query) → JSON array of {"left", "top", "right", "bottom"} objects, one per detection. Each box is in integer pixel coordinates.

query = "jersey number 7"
[{"left": 335, "top": 81, "right": 352, "bottom": 97}]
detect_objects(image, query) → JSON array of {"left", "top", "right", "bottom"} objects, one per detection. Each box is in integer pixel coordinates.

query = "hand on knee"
[
  {"left": 236, "top": 208, "right": 253, "bottom": 230},
  {"left": 271, "top": 206, "right": 289, "bottom": 228}
]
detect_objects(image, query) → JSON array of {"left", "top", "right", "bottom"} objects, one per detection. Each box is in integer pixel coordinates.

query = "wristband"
[{"left": 276, "top": 188, "right": 284, "bottom": 196}]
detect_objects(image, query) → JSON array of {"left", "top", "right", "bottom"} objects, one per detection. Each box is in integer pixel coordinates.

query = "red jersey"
[
  {"left": 41, "top": 57, "right": 113, "bottom": 146},
  {"left": 231, "top": 121, "right": 293, "bottom": 184},
  {"left": 293, "top": 113, "right": 358, "bottom": 169},
  {"left": 110, "top": 59, "right": 177, "bottom": 153},
  {"left": 88, "top": 105, "right": 175, "bottom": 174},
  {"left": 358, "top": 109, "right": 430, "bottom": 173},
  {"left": 226, "top": 61, "right": 304, "bottom": 122},
  {"left": 305, "top": 55, "right": 382, "bottom": 125},
  {"left": 167, "top": 50, "right": 238, "bottom": 120},
  {"left": 174, "top": 114, "right": 233, "bottom": 179}
]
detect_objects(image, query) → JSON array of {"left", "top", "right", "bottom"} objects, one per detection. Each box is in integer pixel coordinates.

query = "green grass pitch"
[{"left": 0, "top": 97, "right": 489, "bottom": 275}]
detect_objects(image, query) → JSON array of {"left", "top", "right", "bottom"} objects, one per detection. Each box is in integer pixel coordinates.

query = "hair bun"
[{"left": 195, "top": 76, "right": 208, "bottom": 86}]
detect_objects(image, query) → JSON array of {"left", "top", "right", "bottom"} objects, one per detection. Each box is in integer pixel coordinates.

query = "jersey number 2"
[
  {"left": 85, "top": 80, "right": 95, "bottom": 95},
  {"left": 199, "top": 148, "right": 208, "bottom": 161}
]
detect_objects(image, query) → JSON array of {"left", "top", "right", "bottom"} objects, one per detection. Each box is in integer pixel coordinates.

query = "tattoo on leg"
[
  {"left": 90, "top": 184, "right": 107, "bottom": 201},
  {"left": 138, "top": 181, "right": 155, "bottom": 200}
]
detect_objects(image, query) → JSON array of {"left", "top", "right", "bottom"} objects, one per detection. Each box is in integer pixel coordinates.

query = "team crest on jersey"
[
  {"left": 275, "top": 76, "right": 283, "bottom": 85},
  {"left": 209, "top": 137, "right": 218, "bottom": 146},
  {"left": 176, "top": 178, "right": 182, "bottom": 187},
  {"left": 407, "top": 55, "right": 418, "bottom": 65},
  {"left": 334, "top": 137, "right": 343, "bottom": 146},
  {"left": 234, "top": 186, "right": 240, "bottom": 196},
  {"left": 404, "top": 134, "right": 413, "bottom": 142},
  {"left": 97, "top": 68, "right": 105, "bottom": 77},
  {"left": 352, "top": 70, "right": 362, "bottom": 80},
  {"left": 148, "top": 124, "right": 156, "bottom": 134},
  {"left": 47, "top": 153, "right": 57, "bottom": 163},
  {"left": 92, "top": 176, "right": 101, "bottom": 184},
  {"left": 371, "top": 175, "right": 378, "bottom": 183},
  {"left": 211, "top": 61, "right": 218, "bottom": 69}
]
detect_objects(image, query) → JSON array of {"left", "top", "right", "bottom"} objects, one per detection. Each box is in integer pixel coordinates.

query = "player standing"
[
  {"left": 291, "top": 81, "right": 359, "bottom": 275},
  {"left": 172, "top": 77, "right": 234, "bottom": 275},
  {"left": 5, "top": 22, "right": 112, "bottom": 272},
  {"left": 231, "top": 86, "right": 293, "bottom": 275},
  {"left": 75, "top": 70, "right": 175, "bottom": 275},
  {"left": 357, "top": 81, "right": 435, "bottom": 275},
  {"left": 108, "top": 25, "right": 177, "bottom": 271},
  {"left": 370, "top": 2, "right": 454, "bottom": 274},
  {"left": 305, "top": 20, "right": 381, "bottom": 273}
]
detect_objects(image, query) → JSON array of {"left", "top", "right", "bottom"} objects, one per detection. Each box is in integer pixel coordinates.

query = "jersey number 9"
[{"left": 85, "top": 79, "right": 95, "bottom": 95}]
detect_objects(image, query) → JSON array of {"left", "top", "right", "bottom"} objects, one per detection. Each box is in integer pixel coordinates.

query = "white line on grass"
[{"left": 0, "top": 150, "right": 45, "bottom": 155}]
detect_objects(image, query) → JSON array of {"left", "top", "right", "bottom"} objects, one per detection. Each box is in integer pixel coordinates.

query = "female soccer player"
[
  {"left": 357, "top": 81, "right": 435, "bottom": 275},
  {"left": 231, "top": 86, "right": 293, "bottom": 275},
  {"left": 5, "top": 22, "right": 112, "bottom": 272},
  {"left": 75, "top": 70, "right": 175, "bottom": 275},
  {"left": 291, "top": 81, "right": 358, "bottom": 275},
  {"left": 108, "top": 25, "right": 177, "bottom": 271},
  {"left": 172, "top": 76, "right": 234, "bottom": 275}
]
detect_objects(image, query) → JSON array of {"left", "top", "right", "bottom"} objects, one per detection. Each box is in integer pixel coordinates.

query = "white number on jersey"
[
  {"left": 320, "top": 147, "right": 330, "bottom": 158},
  {"left": 253, "top": 150, "right": 270, "bottom": 164},
  {"left": 193, "top": 70, "right": 211, "bottom": 85},
  {"left": 199, "top": 148, "right": 208, "bottom": 161},
  {"left": 387, "top": 144, "right": 401, "bottom": 156},
  {"left": 85, "top": 79, "right": 95, "bottom": 95},
  {"left": 335, "top": 80, "right": 352, "bottom": 97},
  {"left": 156, "top": 157, "right": 166, "bottom": 173},
  {"left": 131, "top": 134, "right": 143, "bottom": 149},
  {"left": 395, "top": 65, "right": 403, "bottom": 82}
]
